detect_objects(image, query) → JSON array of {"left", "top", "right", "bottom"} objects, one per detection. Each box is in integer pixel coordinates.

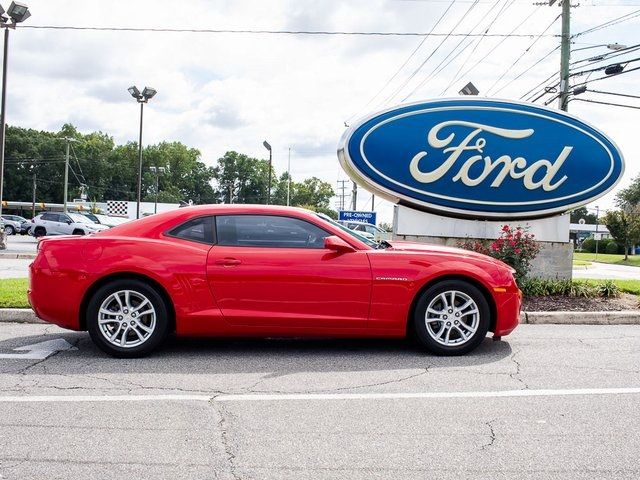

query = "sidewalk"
[{"left": 573, "top": 261, "right": 640, "bottom": 280}]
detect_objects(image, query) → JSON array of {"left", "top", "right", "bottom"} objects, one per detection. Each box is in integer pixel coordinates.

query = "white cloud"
[{"left": 3, "top": 0, "right": 639, "bottom": 223}]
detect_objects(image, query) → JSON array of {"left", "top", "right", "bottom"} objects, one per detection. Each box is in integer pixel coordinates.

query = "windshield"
[
  {"left": 68, "top": 213, "right": 93, "bottom": 224},
  {"left": 316, "top": 213, "right": 379, "bottom": 248}
]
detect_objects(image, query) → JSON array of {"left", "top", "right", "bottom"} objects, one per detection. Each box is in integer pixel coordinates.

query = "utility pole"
[
  {"left": 371, "top": 194, "right": 375, "bottom": 212},
  {"left": 594, "top": 205, "right": 600, "bottom": 261},
  {"left": 337, "top": 180, "right": 349, "bottom": 211},
  {"left": 557, "top": 0, "right": 571, "bottom": 111},
  {"left": 31, "top": 171, "right": 36, "bottom": 218},
  {"left": 351, "top": 182, "right": 357, "bottom": 210},
  {"left": 63, "top": 138, "right": 70, "bottom": 212},
  {"left": 286, "top": 147, "right": 291, "bottom": 206}
]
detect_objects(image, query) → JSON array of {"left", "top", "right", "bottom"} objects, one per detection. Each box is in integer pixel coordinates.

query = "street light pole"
[
  {"left": 137, "top": 101, "right": 144, "bottom": 218},
  {"left": 595, "top": 206, "right": 600, "bottom": 261},
  {"left": 63, "top": 138, "right": 69, "bottom": 212},
  {"left": 262, "top": 141, "right": 272, "bottom": 205},
  {"left": 287, "top": 147, "right": 291, "bottom": 206},
  {"left": 0, "top": 2, "right": 32, "bottom": 220},
  {"left": 128, "top": 86, "right": 157, "bottom": 219}
]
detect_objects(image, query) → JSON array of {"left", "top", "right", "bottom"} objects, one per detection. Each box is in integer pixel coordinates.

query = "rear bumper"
[
  {"left": 493, "top": 289, "right": 522, "bottom": 337},
  {"left": 29, "top": 258, "right": 85, "bottom": 331}
]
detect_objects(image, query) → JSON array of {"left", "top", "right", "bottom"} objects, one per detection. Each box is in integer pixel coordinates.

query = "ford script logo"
[{"left": 337, "top": 99, "right": 625, "bottom": 219}]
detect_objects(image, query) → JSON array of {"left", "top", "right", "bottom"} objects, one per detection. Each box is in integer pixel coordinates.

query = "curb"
[
  {"left": 0, "top": 309, "right": 638, "bottom": 326},
  {"left": 0, "top": 309, "right": 44, "bottom": 324},
  {"left": 0, "top": 252, "right": 36, "bottom": 259},
  {"left": 522, "top": 311, "right": 640, "bottom": 325}
]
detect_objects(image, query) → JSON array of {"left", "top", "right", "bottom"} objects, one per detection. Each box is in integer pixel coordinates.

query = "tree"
[
  {"left": 616, "top": 174, "right": 640, "bottom": 208},
  {"left": 569, "top": 206, "right": 597, "bottom": 224},
  {"left": 212, "top": 151, "right": 270, "bottom": 204},
  {"left": 603, "top": 207, "right": 640, "bottom": 260}
]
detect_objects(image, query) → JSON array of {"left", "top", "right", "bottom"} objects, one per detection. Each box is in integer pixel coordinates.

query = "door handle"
[{"left": 215, "top": 258, "right": 241, "bottom": 266}]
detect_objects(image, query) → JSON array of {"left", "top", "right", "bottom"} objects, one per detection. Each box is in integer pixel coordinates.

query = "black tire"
[
  {"left": 87, "top": 279, "right": 170, "bottom": 358},
  {"left": 72, "top": 229, "right": 85, "bottom": 235},
  {"left": 33, "top": 226, "right": 46, "bottom": 238},
  {"left": 4, "top": 225, "right": 14, "bottom": 235},
  {"left": 412, "top": 279, "right": 490, "bottom": 356}
]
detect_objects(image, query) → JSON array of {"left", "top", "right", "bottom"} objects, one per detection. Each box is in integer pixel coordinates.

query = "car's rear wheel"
[
  {"left": 72, "top": 229, "right": 85, "bottom": 235},
  {"left": 4, "top": 225, "right": 14, "bottom": 235},
  {"left": 33, "top": 226, "right": 46, "bottom": 237},
  {"left": 87, "top": 279, "right": 170, "bottom": 358},
  {"left": 412, "top": 279, "right": 490, "bottom": 356}
]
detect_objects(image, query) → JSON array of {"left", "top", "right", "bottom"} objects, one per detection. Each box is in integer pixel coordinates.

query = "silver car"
[
  {"left": 30, "top": 212, "right": 110, "bottom": 237},
  {"left": 1, "top": 214, "right": 28, "bottom": 235}
]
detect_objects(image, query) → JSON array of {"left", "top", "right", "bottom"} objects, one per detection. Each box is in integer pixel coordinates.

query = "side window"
[
  {"left": 59, "top": 215, "right": 71, "bottom": 223},
  {"left": 168, "top": 216, "right": 215, "bottom": 244},
  {"left": 216, "top": 215, "right": 330, "bottom": 249},
  {"left": 41, "top": 213, "right": 57, "bottom": 222}
]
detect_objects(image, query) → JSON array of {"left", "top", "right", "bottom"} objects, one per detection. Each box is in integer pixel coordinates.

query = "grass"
[
  {"left": 583, "top": 279, "right": 640, "bottom": 296},
  {"left": 574, "top": 252, "right": 640, "bottom": 267},
  {"left": 572, "top": 259, "right": 592, "bottom": 267},
  {"left": 0, "top": 278, "right": 29, "bottom": 308}
]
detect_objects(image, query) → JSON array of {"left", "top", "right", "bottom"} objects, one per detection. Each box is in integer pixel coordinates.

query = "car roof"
[{"left": 95, "top": 204, "right": 372, "bottom": 249}]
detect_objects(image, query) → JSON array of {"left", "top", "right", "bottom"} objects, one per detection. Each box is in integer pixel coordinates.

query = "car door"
[
  {"left": 39, "top": 213, "right": 57, "bottom": 234},
  {"left": 206, "top": 214, "right": 372, "bottom": 329},
  {"left": 57, "top": 214, "right": 75, "bottom": 234}
]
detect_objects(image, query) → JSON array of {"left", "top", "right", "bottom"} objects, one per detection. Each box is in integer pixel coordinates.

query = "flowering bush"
[{"left": 457, "top": 225, "right": 540, "bottom": 283}]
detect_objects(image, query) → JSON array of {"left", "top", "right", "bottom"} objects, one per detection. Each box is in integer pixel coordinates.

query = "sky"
[{"left": 6, "top": 0, "right": 640, "bottom": 223}]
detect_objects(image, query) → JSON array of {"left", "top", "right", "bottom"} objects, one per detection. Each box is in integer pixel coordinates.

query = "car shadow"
[{"left": 0, "top": 331, "right": 513, "bottom": 375}]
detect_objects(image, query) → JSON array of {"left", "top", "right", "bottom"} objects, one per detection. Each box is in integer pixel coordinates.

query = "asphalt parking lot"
[{"left": 0, "top": 323, "right": 639, "bottom": 479}]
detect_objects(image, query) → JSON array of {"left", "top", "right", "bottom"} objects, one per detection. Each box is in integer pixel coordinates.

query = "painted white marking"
[
  {"left": 0, "top": 339, "right": 77, "bottom": 360},
  {"left": 0, "top": 387, "right": 639, "bottom": 403}
]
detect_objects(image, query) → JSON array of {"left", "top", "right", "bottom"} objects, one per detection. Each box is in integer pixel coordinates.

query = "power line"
[
  {"left": 382, "top": 0, "right": 481, "bottom": 104},
  {"left": 448, "top": 5, "right": 543, "bottom": 92},
  {"left": 440, "top": 0, "right": 515, "bottom": 95},
  {"left": 492, "top": 45, "right": 560, "bottom": 96},
  {"left": 402, "top": 0, "right": 506, "bottom": 100},
  {"left": 570, "top": 97, "right": 640, "bottom": 110},
  {"left": 574, "top": 8, "right": 640, "bottom": 37},
  {"left": 485, "top": 13, "right": 560, "bottom": 95},
  {"left": 18, "top": 24, "right": 558, "bottom": 38},
  {"left": 347, "top": 0, "right": 456, "bottom": 121}
]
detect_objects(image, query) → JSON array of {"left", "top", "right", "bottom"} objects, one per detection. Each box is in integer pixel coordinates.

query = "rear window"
[{"left": 167, "top": 216, "right": 215, "bottom": 244}]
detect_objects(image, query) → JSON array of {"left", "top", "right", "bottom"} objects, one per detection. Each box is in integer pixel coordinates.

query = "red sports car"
[{"left": 29, "top": 205, "right": 521, "bottom": 357}]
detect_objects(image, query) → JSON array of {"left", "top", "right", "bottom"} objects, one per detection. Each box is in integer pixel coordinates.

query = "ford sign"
[{"left": 337, "top": 99, "right": 625, "bottom": 219}]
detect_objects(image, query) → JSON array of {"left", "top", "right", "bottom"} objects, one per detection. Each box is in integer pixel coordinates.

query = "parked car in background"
[
  {"left": 79, "top": 212, "right": 132, "bottom": 228},
  {"left": 29, "top": 204, "right": 521, "bottom": 358},
  {"left": 338, "top": 220, "right": 390, "bottom": 241},
  {"left": 1, "top": 214, "right": 30, "bottom": 235},
  {"left": 30, "top": 212, "right": 110, "bottom": 237}
]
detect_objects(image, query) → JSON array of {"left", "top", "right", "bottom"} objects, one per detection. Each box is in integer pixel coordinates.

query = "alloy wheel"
[
  {"left": 424, "top": 290, "right": 479, "bottom": 346},
  {"left": 97, "top": 290, "right": 157, "bottom": 348}
]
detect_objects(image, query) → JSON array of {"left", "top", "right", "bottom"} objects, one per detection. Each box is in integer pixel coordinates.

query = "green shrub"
[
  {"left": 605, "top": 241, "right": 620, "bottom": 254},
  {"left": 580, "top": 238, "right": 595, "bottom": 253},
  {"left": 520, "top": 279, "right": 617, "bottom": 299},
  {"left": 598, "top": 280, "right": 621, "bottom": 298}
]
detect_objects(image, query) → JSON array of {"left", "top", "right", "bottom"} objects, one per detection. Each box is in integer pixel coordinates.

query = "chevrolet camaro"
[{"left": 29, "top": 205, "right": 521, "bottom": 357}]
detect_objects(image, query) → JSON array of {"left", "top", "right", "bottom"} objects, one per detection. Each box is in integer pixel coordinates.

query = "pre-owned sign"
[
  {"left": 339, "top": 210, "right": 377, "bottom": 225},
  {"left": 337, "top": 99, "right": 625, "bottom": 219}
]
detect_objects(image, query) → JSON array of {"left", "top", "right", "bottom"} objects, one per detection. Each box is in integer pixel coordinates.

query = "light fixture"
[
  {"left": 262, "top": 140, "right": 271, "bottom": 151},
  {"left": 7, "top": 1, "right": 29, "bottom": 23},
  {"left": 604, "top": 64, "right": 624, "bottom": 75},
  {"left": 459, "top": 82, "right": 479, "bottom": 96},
  {"left": 572, "top": 85, "right": 587, "bottom": 95},
  {"left": 128, "top": 86, "right": 141, "bottom": 99},
  {"left": 142, "top": 86, "right": 157, "bottom": 100},
  {"left": 607, "top": 43, "right": 627, "bottom": 51}
]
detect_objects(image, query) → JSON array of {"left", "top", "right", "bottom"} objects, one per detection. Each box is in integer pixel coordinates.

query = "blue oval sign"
[{"left": 337, "top": 99, "right": 625, "bottom": 219}]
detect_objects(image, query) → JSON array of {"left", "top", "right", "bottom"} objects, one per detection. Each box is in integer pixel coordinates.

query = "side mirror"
[
  {"left": 66, "top": 220, "right": 72, "bottom": 225},
  {"left": 324, "top": 235, "right": 356, "bottom": 253}
]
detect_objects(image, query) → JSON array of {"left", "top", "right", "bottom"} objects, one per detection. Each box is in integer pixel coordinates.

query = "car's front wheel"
[
  {"left": 412, "top": 279, "right": 490, "bottom": 356},
  {"left": 87, "top": 279, "right": 170, "bottom": 358}
]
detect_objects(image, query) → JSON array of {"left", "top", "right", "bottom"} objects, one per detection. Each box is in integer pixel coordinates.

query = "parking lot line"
[{"left": 0, "top": 387, "right": 639, "bottom": 403}]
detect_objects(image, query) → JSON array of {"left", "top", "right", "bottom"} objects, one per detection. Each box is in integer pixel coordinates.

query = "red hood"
[{"left": 386, "top": 240, "right": 512, "bottom": 271}]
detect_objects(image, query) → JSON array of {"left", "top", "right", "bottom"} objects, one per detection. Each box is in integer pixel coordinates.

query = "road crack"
[
  {"left": 480, "top": 419, "right": 497, "bottom": 450},
  {"left": 509, "top": 350, "right": 529, "bottom": 389},
  {"left": 210, "top": 399, "right": 241, "bottom": 480}
]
